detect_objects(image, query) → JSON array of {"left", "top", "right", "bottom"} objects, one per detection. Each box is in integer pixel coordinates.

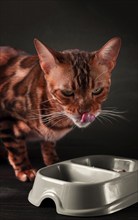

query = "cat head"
[{"left": 34, "top": 37, "right": 121, "bottom": 128}]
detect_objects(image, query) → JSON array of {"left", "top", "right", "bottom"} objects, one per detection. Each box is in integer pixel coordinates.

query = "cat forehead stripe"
[{"left": 64, "top": 51, "right": 91, "bottom": 89}]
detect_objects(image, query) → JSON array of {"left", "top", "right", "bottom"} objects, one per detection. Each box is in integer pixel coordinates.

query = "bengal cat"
[{"left": 0, "top": 37, "right": 121, "bottom": 181}]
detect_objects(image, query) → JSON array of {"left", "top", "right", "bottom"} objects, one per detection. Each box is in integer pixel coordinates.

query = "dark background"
[{"left": 0, "top": 0, "right": 138, "bottom": 220}]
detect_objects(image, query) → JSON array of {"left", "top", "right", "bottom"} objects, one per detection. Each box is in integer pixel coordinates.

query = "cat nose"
[{"left": 78, "top": 107, "right": 91, "bottom": 115}]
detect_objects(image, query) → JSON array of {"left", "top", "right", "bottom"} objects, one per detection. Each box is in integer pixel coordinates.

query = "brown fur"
[{"left": 0, "top": 37, "right": 121, "bottom": 181}]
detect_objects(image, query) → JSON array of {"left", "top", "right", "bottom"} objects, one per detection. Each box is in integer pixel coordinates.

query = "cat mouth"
[
  {"left": 80, "top": 113, "right": 95, "bottom": 124},
  {"left": 66, "top": 112, "right": 96, "bottom": 128},
  {"left": 75, "top": 113, "right": 96, "bottom": 128}
]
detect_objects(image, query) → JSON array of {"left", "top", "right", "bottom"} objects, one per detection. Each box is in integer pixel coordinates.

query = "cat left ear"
[
  {"left": 95, "top": 37, "right": 121, "bottom": 70},
  {"left": 34, "top": 38, "right": 57, "bottom": 73}
]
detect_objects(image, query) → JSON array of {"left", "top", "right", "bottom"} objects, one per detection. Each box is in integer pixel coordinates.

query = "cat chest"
[
  {"left": 27, "top": 126, "right": 72, "bottom": 142},
  {"left": 43, "top": 127, "right": 72, "bottom": 142}
]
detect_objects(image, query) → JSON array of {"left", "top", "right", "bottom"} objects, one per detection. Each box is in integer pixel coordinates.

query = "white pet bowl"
[{"left": 28, "top": 155, "right": 138, "bottom": 217}]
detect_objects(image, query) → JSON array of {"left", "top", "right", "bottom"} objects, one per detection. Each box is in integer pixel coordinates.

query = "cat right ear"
[
  {"left": 94, "top": 37, "right": 121, "bottom": 71},
  {"left": 34, "top": 38, "right": 57, "bottom": 73}
]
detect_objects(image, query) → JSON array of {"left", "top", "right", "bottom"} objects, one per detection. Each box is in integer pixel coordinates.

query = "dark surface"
[{"left": 0, "top": 0, "right": 138, "bottom": 220}]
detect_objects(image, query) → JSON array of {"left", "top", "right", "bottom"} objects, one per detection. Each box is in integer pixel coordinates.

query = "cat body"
[{"left": 0, "top": 38, "right": 121, "bottom": 181}]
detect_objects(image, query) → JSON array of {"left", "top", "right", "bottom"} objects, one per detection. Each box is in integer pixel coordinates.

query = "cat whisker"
[
  {"left": 30, "top": 107, "right": 57, "bottom": 113},
  {"left": 98, "top": 115, "right": 114, "bottom": 124},
  {"left": 44, "top": 114, "right": 68, "bottom": 128},
  {"left": 42, "top": 112, "right": 65, "bottom": 120},
  {"left": 41, "top": 98, "right": 55, "bottom": 104},
  {"left": 101, "top": 108, "right": 126, "bottom": 113},
  {"left": 101, "top": 111, "right": 126, "bottom": 120},
  {"left": 96, "top": 116, "right": 107, "bottom": 126},
  {"left": 30, "top": 111, "right": 63, "bottom": 117},
  {"left": 49, "top": 118, "right": 65, "bottom": 128},
  {"left": 42, "top": 112, "right": 67, "bottom": 124},
  {"left": 97, "top": 108, "right": 127, "bottom": 125},
  {"left": 28, "top": 111, "right": 65, "bottom": 122}
]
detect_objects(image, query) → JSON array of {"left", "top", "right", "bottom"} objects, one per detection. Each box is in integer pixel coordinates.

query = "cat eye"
[
  {"left": 92, "top": 87, "right": 104, "bottom": 95},
  {"left": 61, "top": 90, "right": 74, "bottom": 97}
]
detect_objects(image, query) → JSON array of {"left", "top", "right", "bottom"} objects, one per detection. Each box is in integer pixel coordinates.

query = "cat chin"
[
  {"left": 71, "top": 117, "right": 91, "bottom": 128},
  {"left": 75, "top": 122, "right": 91, "bottom": 128}
]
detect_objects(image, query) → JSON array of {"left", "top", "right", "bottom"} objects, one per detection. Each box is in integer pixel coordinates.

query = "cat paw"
[{"left": 16, "top": 169, "right": 36, "bottom": 182}]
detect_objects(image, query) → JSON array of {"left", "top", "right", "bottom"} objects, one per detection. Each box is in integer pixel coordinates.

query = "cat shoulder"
[{"left": 0, "top": 46, "right": 27, "bottom": 66}]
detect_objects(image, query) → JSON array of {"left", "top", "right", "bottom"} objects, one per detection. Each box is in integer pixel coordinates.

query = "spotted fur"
[{"left": 0, "top": 37, "right": 121, "bottom": 181}]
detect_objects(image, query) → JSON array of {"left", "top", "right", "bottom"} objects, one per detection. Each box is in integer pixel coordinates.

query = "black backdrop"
[{"left": 0, "top": 1, "right": 138, "bottom": 220}]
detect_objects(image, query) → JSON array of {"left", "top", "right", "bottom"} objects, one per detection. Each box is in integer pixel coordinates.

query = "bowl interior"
[
  {"left": 71, "top": 155, "right": 137, "bottom": 172},
  {"left": 39, "top": 164, "right": 120, "bottom": 183}
]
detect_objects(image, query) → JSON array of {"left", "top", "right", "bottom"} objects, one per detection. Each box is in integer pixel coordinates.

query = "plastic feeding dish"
[{"left": 28, "top": 155, "right": 138, "bottom": 217}]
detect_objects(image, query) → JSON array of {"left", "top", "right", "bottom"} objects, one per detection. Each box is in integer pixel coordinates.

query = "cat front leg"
[
  {"left": 2, "top": 137, "right": 36, "bottom": 181},
  {"left": 41, "top": 141, "right": 59, "bottom": 165}
]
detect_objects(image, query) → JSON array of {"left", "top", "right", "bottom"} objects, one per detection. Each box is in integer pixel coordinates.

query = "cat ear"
[
  {"left": 95, "top": 37, "right": 121, "bottom": 70},
  {"left": 34, "top": 38, "right": 57, "bottom": 73}
]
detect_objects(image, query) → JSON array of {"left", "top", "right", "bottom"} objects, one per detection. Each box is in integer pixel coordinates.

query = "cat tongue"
[{"left": 81, "top": 113, "right": 95, "bottom": 123}]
